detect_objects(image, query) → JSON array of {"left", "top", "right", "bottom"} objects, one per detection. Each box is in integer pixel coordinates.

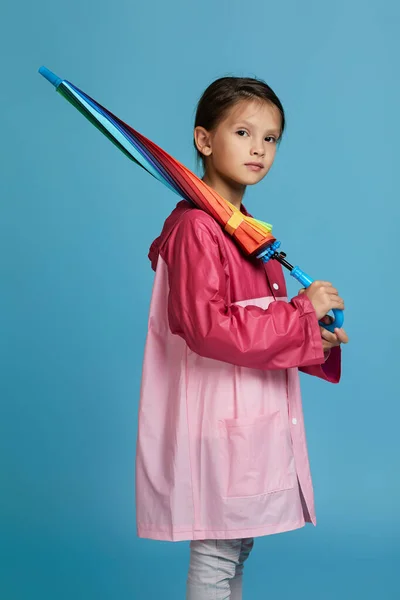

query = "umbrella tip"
[{"left": 38, "top": 66, "right": 62, "bottom": 88}]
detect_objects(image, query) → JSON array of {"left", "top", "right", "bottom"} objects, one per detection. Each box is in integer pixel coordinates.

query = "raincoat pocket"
[{"left": 218, "top": 412, "right": 293, "bottom": 498}]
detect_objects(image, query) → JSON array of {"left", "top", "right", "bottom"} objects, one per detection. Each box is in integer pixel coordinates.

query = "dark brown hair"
[{"left": 193, "top": 76, "right": 285, "bottom": 170}]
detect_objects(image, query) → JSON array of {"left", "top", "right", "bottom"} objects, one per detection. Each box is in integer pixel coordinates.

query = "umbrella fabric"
[{"left": 39, "top": 66, "right": 276, "bottom": 258}]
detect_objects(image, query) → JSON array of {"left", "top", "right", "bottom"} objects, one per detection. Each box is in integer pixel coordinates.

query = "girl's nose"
[{"left": 251, "top": 143, "right": 265, "bottom": 157}]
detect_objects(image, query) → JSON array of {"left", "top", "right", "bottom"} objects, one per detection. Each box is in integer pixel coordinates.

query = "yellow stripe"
[{"left": 224, "top": 211, "right": 244, "bottom": 235}]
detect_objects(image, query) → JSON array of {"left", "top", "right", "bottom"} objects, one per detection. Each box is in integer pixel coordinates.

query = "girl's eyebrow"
[{"left": 234, "top": 120, "right": 281, "bottom": 135}]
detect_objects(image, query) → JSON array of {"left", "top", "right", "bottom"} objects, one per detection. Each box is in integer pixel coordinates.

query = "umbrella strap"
[{"left": 224, "top": 211, "right": 244, "bottom": 235}]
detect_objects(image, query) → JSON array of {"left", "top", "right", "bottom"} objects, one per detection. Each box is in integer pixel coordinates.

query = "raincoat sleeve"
[
  {"left": 165, "top": 212, "right": 327, "bottom": 371},
  {"left": 299, "top": 346, "right": 341, "bottom": 383}
]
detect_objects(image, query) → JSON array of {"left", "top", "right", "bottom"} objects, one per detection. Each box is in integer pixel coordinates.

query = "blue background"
[{"left": 2, "top": 1, "right": 399, "bottom": 598}]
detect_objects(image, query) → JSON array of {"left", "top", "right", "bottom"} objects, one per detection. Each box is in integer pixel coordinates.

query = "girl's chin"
[
  {"left": 237, "top": 173, "right": 265, "bottom": 185},
  {"left": 215, "top": 168, "right": 265, "bottom": 188}
]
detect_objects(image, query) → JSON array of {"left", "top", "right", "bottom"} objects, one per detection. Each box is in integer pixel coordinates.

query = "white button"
[
  {"left": 273, "top": 283, "right": 279, "bottom": 290},
  {"left": 292, "top": 418, "right": 297, "bottom": 425}
]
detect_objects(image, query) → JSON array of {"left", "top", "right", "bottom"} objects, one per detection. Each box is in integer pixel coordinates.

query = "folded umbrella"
[{"left": 38, "top": 66, "right": 343, "bottom": 332}]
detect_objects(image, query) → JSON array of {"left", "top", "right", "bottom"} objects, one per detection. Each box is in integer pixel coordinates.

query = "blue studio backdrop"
[{"left": 1, "top": 1, "right": 399, "bottom": 598}]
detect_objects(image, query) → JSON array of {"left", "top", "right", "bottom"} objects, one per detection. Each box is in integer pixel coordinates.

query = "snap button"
[
  {"left": 292, "top": 418, "right": 297, "bottom": 425},
  {"left": 273, "top": 283, "right": 279, "bottom": 290}
]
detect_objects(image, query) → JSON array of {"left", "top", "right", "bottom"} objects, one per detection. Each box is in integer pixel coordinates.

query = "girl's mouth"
[{"left": 245, "top": 164, "right": 263, "bottom": 172}]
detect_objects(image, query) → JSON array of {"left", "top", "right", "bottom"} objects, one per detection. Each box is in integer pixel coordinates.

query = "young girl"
[{"left": 135, "top": 77, "right": 348, "bottom": 599}]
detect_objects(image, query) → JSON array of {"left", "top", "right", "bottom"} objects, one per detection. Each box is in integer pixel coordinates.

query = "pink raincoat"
[{"left": 135, "top": 200, "right": 341, "bottom": 541}]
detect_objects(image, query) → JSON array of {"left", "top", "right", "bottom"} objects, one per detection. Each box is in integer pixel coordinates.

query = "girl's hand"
[
  {"left": 298, "top": 290, "right": 349, "bottom": 350},
  {"left": 300, "top": 280, "right": 345, "bottom": 321},
  {"left": 319, "top": 315, "right": 349, "bottom": 351}
]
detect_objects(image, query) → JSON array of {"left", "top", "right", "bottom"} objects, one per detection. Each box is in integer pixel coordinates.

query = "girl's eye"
[{"left": 236, "top": 131, "right": 277, "bottom": 143}]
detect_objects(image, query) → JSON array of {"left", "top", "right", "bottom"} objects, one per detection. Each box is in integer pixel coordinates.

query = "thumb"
[{"left": 298, "top": 288, "right": 306, "bottom": 294}]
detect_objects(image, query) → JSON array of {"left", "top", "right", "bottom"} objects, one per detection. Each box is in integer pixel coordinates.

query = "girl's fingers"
[
  {"left": 327, "top": 287, "right": 339, "bottom": 295},
  {"left": 330, "top": 296, "right": 345, "bottom": 309},
  {"left": 334, "top": 328, "right": 349, "bottom": 343},
  {"left": 322, "top": 338, "right": 336, "bottom": 351},
  {"left": 320, "top": 327, "right": 338, "bottom": 343}
]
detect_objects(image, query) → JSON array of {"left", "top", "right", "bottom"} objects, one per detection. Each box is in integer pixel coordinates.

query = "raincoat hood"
[{"left": 148, "top": 201, "right": 191, "bottom": 271}]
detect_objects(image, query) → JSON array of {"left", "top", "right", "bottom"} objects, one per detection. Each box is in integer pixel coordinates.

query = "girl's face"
[{"left": 196, "top": 99, "right": 282, "bottom": 187}]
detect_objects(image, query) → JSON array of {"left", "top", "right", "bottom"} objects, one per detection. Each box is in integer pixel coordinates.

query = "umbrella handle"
[
  {"left": 290, "top": 266, "right": 344, "bottom": 333},
  {"left": 257, "top": 246, "right": 345, "bottom": 333}
]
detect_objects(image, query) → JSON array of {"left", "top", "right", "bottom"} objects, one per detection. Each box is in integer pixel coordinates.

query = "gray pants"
[{"left": 186, "top": 538, "right": 254, "bottom": 600}]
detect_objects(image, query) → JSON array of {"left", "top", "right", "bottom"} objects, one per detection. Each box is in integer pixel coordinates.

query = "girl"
[{"left": 135, "top": 77, "right": 348, "bottom": 599}]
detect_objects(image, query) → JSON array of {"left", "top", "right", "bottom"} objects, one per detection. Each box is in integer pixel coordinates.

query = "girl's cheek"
[{"left": 269, "top": 148, "right": 277, "bottom": 162}]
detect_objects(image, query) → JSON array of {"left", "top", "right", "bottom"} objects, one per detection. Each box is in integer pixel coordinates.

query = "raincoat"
[{"left": 135, "top": 200, "right": 341, "bottom": 541}]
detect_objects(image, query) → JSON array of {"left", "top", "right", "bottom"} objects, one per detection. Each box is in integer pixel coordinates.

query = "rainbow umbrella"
[{"left": 38, "top": 66, "right": 343, "bottom": 332}]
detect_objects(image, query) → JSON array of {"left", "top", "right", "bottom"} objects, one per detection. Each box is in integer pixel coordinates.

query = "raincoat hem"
[{"left": 137, "top": 518, "right": 311, "bottom": 542}]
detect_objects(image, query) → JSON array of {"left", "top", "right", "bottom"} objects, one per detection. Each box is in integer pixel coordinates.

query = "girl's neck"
[{"left": 202, "top": 171, "right": 246, "bottom": 210}]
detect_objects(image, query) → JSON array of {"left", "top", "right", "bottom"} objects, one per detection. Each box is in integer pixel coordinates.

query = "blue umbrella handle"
[
  {"left": 291, "top": 266, "right": 344, "bottom": 333},
  {"left": 257, "top": 243, "right": 344, "bottom": 333}
]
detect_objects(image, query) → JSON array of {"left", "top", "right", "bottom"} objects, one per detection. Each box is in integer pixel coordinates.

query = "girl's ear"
[{"left": 194, "top": 126, "right": 212, "bottom": 157}]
